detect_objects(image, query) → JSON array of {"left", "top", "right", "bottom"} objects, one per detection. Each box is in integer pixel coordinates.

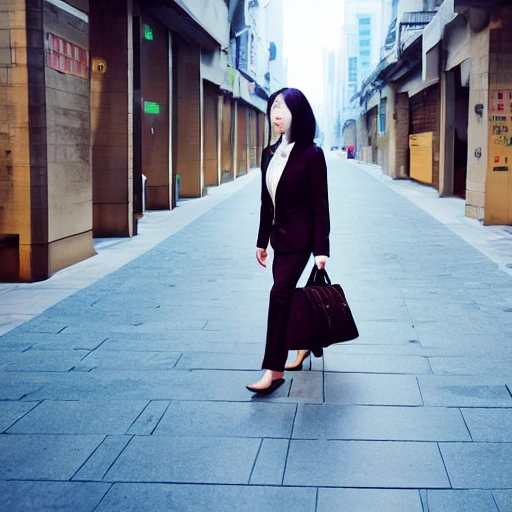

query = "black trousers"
[{"left": 261, "top": 251, "right": 311, "bottom": 371}]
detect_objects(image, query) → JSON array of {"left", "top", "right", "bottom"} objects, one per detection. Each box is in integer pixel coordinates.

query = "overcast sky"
[{"left": 282, "top": 0, "right": 345, "bottom": 106}]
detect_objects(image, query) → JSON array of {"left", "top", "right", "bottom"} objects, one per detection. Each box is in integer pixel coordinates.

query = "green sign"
[
  {"left": 144, "top": 101, "right": 160, "bottom": 114},
  {"left": 144, "top": 25, "right": 153, "bottom": 41}
]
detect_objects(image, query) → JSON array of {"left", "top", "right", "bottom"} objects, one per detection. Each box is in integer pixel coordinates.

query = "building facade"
[
  {"left": 354, "top": 0, "right": 512, "bottom": 225},
  {"left": 0, "top": 0, "right": 284, "bottom": 282},
  {"left": 335, "top": 0, "right": 383, "bottom": 149}
]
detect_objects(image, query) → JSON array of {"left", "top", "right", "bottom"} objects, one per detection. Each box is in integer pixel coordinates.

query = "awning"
[
  {"left": 174, "top": 0, "right": 229, "bottom": 48},
  {"left": 144, "top": 0, "right": 229, "bottom": 50},
  {"left": 422, "top": 0, "right": 456, "bottom": 80}
]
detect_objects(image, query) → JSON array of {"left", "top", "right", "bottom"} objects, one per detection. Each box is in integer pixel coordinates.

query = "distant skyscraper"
[{"left": 340, "top": 0, "right": 384, "bottom": 126}]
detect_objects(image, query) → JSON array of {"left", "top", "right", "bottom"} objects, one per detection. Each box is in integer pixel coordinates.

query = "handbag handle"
[{"left": 306, "top": 264, "right": 332, "bottom": 287}]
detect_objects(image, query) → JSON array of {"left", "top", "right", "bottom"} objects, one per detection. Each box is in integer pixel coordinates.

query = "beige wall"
[
  {"left": 0, "top": 0, "right": 94, "bottom": 281},
  {"left": 484, "top": 7, "right": 512, "bottom": 225},
  {"left": 465, "top": 28, "right": 489, "bottom": 221},
  {"left": 90, "top": 0, "right": 135, "bottom": 236},
  {"left": 44, "top": 0, "right": 94, "bottom": 275},
  {"left": 0, "top": 0, "right": 32, "bottom": 280},
  {"left": 236, "top": 103, "right": 248, "bottom": 176},
  {"left": 220, "top": 96, "right": 234, "bottom": 182}
]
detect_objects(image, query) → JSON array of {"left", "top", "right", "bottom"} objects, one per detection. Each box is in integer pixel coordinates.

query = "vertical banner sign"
[
  {"left": 46, "top": 33, "right": 89, "bottom": 79},
  {"left": 489, "top": 90, "right": 512, "bottom": 171}
]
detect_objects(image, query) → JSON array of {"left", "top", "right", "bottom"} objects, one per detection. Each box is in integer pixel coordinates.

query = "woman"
[{"left": 246, "top": 88, "right": 330, "bottom": 393}]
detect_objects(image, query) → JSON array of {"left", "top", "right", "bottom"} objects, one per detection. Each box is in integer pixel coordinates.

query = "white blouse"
[{"left": 265, "top": 138, "right": 295, "bottom": 205}]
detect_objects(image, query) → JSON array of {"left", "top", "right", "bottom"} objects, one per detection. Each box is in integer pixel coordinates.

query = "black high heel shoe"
[{"left": 285, "top": 351, "right": 311, "bottom": 371}]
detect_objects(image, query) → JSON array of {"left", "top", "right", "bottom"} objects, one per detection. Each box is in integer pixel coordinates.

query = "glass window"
[
  {"left": 359, "top": 40, "right": 370, "bottom": 47},
  {"left": 379, "top": 98, "right": 387, "bottom": 133},
  {"left": 348, "top": 56, "right": 357, "bottom": 82},
  {"left": 360, "top": 50, "right": 370, "bottom": 56},
  {"left": 359, "top": 29, "right": 370, "bottom": 36},
  {"left": 358, "top": 17, "right": 371, "bottom": 25}
]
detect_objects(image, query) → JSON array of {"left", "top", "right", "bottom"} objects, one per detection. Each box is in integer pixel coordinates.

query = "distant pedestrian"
[{"left": 246, "top": 87, "right": 330, "bottom": 393}]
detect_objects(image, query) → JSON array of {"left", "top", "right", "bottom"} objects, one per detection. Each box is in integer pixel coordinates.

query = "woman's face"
[{"left": 270, "top": 94, "right": 292, "bottom": 135}]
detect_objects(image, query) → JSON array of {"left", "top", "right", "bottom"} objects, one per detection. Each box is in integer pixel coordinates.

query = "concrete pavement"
[{"left": 1, "top": 153, "right": 512, "bottom": 511}]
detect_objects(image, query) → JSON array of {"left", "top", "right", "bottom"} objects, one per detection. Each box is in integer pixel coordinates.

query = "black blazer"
[{"left": 257, "top": 143, "right": 330, "bottom": 256}]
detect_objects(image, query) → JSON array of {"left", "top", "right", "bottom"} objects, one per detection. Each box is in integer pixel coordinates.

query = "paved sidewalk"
[{"left": 1, "top": 153, "right": 512, "bottom": 511}]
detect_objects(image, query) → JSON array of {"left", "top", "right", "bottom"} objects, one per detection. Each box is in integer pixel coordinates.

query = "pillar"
[
  {"left": 203, "top": 80, "right": 219, "bottom": 187},
  {"left": 90, "top": 0, "right": 135, "bottom": 236}
]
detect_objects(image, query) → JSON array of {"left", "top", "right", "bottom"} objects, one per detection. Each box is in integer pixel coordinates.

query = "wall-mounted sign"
[
  {"left": 144, "top": 101, "right": 161, "bottom": 114},
  {"left": 144, "top": 25, "right": 154, "bottom": 41},
  {"left": 489, "top": 90, "right": 512, "bottom": 174},
  {"left": 46, "top": 33, "right": 88, "bottom": 79}
]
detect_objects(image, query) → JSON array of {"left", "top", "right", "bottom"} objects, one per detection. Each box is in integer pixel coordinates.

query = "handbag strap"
[{"left": 306, "top": 265, "right": 332, "bottom": 287}]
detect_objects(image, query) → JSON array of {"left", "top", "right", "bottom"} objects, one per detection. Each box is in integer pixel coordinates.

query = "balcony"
[{"left": 400, "top": 11, "right": 438, "bottom": 30}]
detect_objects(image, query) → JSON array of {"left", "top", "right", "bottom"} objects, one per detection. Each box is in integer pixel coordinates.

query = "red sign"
[{"left": 46, "top": 33, "right": 88, "bottom": 79}]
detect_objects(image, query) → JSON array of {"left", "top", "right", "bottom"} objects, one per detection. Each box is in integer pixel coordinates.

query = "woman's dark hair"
[{"left": 282, "top": 88, "right": 317, "bottom": 147}]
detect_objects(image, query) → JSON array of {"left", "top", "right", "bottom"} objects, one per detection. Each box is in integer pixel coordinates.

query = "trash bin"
[
  {"left": 347, "top": 146, "right": 355, "bottom": 159},
  {"left": 176, "top": 174, "right": 181, "bottom": 200}
]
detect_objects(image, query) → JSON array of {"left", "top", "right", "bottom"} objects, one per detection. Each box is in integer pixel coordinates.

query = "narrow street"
[{"left": 1, "top": 154, "right": 512, "bottom": 511}]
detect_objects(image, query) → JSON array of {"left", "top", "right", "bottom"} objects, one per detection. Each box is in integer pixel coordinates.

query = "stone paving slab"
[
  {"left": 0, "top": 401, "right": 39, "bottom": 432},
  {"left": 0, "top": 481, "right": 111, "bottom": 512},
  {"left": 292, "top": 404, "right": 470, "bottom": 441},
  {"left": 73, "top": 350, "right": 182, "bottom": 371},
  {"left": 104, "top": 436, "right": 261, "bottom": 484},
  {"left": 73, "top": 435, "right": 132, "bottom": 481},
  {"left": 415, "top": 332, "right": 508, "bottom": 355},
  {"left": 460, "top": 408, "right": 512, "bottom": 442},
  {"left": 440, "top": 442, "right": 512, "bottom": 489},
  {"left": 174, "top": 351, "right": 263, "bottom": 370},
  {"left": 350, "top": 320, "right": 418, "bottom": 345},
  {"left": 0, "top": 349, "right": 89, "bottom": 372},
  {"left": 95, "top": 331, "right": 253, "bottom": 351},
  {"left": 5, "top": 369, "right": 271, "bottom": 401},
  {"left": 349, "top": 298, "right": 412, "bottom": 322},
  {"left": 94, "top": 483, "right": 316, "bottom": 512},
  {"left": 324, "top": 372, "right": 423, "bottom": 405},
  {"left": 0, "top": 434, "right": 104, "bottom": 480},
  {"left": 249, "top": 438, "right": 289, "bottom": 485},
  {"left": 286, "top": 370, "right": 324, "bottom": 403},
  {"left": 0, "top": 339, "right": 35, "bottom": 352},
  {"left": 7, "top": 400, "right": 148, "bottom": 434},
  {"left": 323, "top": 353, "right": 432, "bottom": 374},
  {"left": 493, "top": 490, "right": 512, "bottom": 512},
  {"left": 423, "top": 489, "right": 500, "bottom": 512},
  {"left": 428, "top": 355, "right": 512, "bottom": 376},
  {"left": 417, "top": 375, "right": 512, "bottom": 407},
  {"left": 153, "top": 400, "right": 296, "bottom": 438},
  {"left": 316, "top": 488, "right": 423, "bottom": 512},
  {"left": 126, "top": 400, "right": 170, "bottom": 435},
  {"left": 413, "top": 319, "right": 496, "bottom": 336},
  {"left": 330, "top": 341, "right": 429, "bottom": 356},
  {"left": 283, "top": 440, "right": 450, "bottom": 488},
  {"left": 15, "top": 332, "right": 108, "bottom": 351}
]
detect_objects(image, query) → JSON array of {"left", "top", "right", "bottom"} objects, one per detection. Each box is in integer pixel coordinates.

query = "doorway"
[{"left": 453, "top": 65, "right": 469, "bottom": 198}]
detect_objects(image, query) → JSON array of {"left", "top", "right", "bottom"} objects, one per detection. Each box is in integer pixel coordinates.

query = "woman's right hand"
[{"left": 256, "top": 248, "right": 267, "bottom": 268}]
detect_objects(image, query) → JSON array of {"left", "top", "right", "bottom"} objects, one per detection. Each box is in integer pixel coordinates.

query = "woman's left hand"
[{"left": 315, "top": 255, "right": 328, "bottom": 269}]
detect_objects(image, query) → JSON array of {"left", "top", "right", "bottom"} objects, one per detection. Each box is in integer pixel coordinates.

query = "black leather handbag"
[{"left": 286, "top": 265, "right": 359, "bottom": 357}]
